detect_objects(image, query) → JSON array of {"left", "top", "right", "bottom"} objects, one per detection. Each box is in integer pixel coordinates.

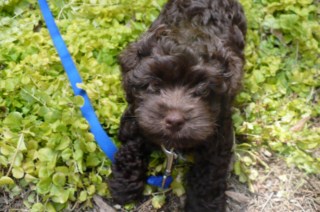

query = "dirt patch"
[
  {"left": 0, "top": 188, "right": 28, "bottom": 212},
  {"left": 244, "top": 158, "right": 320, "bottom": 212}
]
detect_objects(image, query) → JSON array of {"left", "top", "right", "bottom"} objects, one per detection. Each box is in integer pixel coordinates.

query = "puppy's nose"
[{"left": 165, "top": 111, "right": 185, "bottom": 131}]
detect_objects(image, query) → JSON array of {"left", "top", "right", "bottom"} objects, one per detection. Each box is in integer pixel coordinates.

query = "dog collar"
[
  {"left": 146, "top": 145, "right": 178, "bottom": 189},
  {"left": 161, "top": 145, "right": 178, "bottom": 188}
]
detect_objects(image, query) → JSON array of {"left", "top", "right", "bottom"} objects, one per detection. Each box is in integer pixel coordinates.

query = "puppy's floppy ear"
[
  {"left": 227, "top": 61, "right": 243, "bottom": 96},
  {"left": 118, "top": 42, "right": 140, "bottom": 103},
  {"left": 224, "top": 4, "right": 247, "bottom": 95},
  {"left": 118, "top": 24, "right": 167, "bottom": 73},
  {"left": 118, "top": 24, "right": 167, "bottom": 103},
  {"left": 217, "top": 24, "right": 245, "bottom": 96}
]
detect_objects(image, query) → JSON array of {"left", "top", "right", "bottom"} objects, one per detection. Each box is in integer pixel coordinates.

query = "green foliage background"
[{"left": 0, "top": 0, "right": 319, "bottom": 210}]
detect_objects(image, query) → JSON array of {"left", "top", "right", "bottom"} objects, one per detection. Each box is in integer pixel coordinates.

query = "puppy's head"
[
  {"left": 119, "top": 26, "right": 243, "bottom": 149},
  {"left": 135, "top": 85, "right": 219, "bottom": 149}
]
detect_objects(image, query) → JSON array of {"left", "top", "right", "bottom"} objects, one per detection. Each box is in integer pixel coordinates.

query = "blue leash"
[
  {"left": 38, "top": 0, "right": 172, "bottom": 188},
  {"left": 38, "top": 0, "right": 117, "bottom": 163}
]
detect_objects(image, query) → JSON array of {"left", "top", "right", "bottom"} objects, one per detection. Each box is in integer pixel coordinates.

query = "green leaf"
[
  {"left": 171, "top": 180, "right": 185, "bottom": 197},
  {"left": 248, "top": 168, "right": 259, "bottom": 181},
  {"left": 86, "top": 153, "right": 100, "bottom": 167},
  {"left": 12, "top": 167, "right": 24, "bottom": 179},
  {"left": 278, "top": 14, "right": 299, "bottom": 31},
  {"left": 3, "top": 112, "right": 22, "bottom": 131},
  {"left": 0, "top": 176, "right": 15, "bottom": 186},
  {"left": 25, "top": 174, "right": 38, "bottom": 183},
  {"left": 124, "top": 203, "right": 135, "bottom": 211},
  {"left": 31, "top": 203, "right": 44, "bottom": 212},
  {"left": 143, "top": 185, "right": 154, "bottom": 196},
  {"left": 253, "top": 70, "right": 265, "bottom": 83},
  {"left": 85, "top": 142, "right": 97, "bottom": 153},
  {"left": 36, "top": 177, "right": 52, "bottom": 195},
  {"left": 87, "top": 185, "right": 96, "bottom": 195},
  {"left": 21, "top": 75, "right": 31, "bottom": 84},
  {"left": 50, "top": 185, "right": 70, "bottom": 204},
  {"left": 151, "top": 194, "right": 166, "bottom": 209},
  {"left": 38, "top": 148, "right": 57, "bottom": 163},
  {"left": 52, "top": 173, "right": 66, "bottom": 186},
  {"left": 242, "top": 156, "right": 253, "bottom": 166},
  {"left": 73, "top": 96, "right": 85, "bottom": 107},
  {"left": 38, "top": 166, "right": 54, "bottom": 178},
  {"left": 44, "top": 202, "right": 56, "bottom": 212},
  {"left": 61, "top": 148, "right": 72, "bottom": 161},
  {"left": 78, "top": 190, "right": 87, "bottom": 202},
  {"left": 96, "top": 182, "right": 108, "bottom": 196},
  {"left": 233, "top": 160, "right": 241, "bottom": 176}
]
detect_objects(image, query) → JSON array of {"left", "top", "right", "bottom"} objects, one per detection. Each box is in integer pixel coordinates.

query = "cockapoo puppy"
[{"left": 109, "top": 0, "right": 246, "bottom": 211}]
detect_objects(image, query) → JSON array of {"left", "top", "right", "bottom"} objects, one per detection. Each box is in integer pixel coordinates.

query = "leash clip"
[{"left": 161, "top": 145, "right": 177, "bottom": 188}]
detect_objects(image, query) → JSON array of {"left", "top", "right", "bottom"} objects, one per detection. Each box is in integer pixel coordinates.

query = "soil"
[
  {"left": 1, "top": 157, "right": 319, "bottom": 212},
  {"left": 226, "top": 158, "right": 320, "bottom": 212}
]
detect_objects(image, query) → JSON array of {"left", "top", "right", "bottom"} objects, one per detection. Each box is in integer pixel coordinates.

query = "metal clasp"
[{"left": 161, "top": 145, "right": 178, "bottom": 188}]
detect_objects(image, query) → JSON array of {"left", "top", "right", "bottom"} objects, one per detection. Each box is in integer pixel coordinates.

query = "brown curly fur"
[{"left": 109, "top": 0, "right": 246, "bottom": 211}]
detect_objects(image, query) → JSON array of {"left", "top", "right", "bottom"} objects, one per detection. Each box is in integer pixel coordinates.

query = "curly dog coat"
[{"left": 109, "top": 0, "right": 246, "bottom": 211}]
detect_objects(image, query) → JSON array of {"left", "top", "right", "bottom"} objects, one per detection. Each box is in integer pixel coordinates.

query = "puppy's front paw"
[
  {"left": 109, "top": 142, "right": 147, "bottom": 204},
  {"left": 109, "top": 175, "right": 144, "bottom": 204}
]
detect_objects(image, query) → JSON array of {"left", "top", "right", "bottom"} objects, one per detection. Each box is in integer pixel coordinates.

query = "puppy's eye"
[
  {"left": 147, "top": 81, "right": 161, "bottom": 93},
  {"left": 194, "top": 83, "right": 210, "bottom": 97}
]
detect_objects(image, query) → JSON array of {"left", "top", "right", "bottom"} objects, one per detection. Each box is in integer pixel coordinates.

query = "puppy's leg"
[
  {"left": 185, "top": 111, "right": 234, "bottom": 212},
  {"left": 109, "top": 109, "right": 148, "bottom": 204},
  {"left": 109, "top": 139, "right": 147, "bottom": 204}
]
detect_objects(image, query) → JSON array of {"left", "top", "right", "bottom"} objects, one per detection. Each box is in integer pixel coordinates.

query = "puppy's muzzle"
[{"left": 164, "top": 110, "right": 185, "bottom": 131}]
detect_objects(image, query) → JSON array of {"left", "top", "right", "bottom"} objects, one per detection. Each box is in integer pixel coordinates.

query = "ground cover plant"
[{"left": 0, "top": 0, "right": 319, "bottom": 211}]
